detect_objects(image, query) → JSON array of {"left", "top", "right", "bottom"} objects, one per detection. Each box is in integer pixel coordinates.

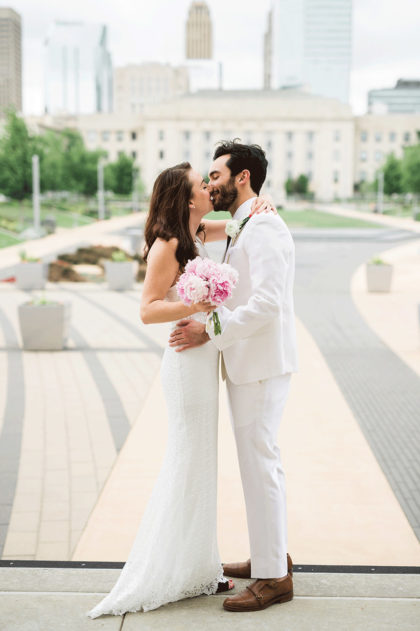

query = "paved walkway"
[
  {"left": 0, "top": 210, "right": 419, "bottom": 629},
  {"left": 1, "top": 566, "right": 419, "bottom": 631}
]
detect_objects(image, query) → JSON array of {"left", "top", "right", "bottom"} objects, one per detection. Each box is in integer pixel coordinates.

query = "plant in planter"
[
  {"left": 366, "top": 257, "right": 393, "bottom": 292},
  {"left": 18, "top": 295, "right": 71, "bottom": 350},
  {"left": 104, "top": 250, "right": 136, "bottom": 290},
  {"left": 15, "top": 250, "right": 46, "bottom": 290}
]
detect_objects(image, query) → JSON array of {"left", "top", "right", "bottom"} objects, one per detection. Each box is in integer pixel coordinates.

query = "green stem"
[{"left": 213, "top": 311, "right": 221, "bottom": 335}]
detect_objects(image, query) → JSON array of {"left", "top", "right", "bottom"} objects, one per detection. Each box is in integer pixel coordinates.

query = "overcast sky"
[{"left": 9, "top": 0, "right": 420, "bottom": 115}]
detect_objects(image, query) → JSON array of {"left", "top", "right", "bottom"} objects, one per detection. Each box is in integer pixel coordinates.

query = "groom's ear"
[{"left": 237, "top": 169, "right": 250, "bottom": 185}]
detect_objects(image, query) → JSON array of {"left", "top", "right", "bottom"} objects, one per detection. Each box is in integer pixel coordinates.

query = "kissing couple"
[{"left": 88, "top": 140, "right": 298, "bottom": 618}]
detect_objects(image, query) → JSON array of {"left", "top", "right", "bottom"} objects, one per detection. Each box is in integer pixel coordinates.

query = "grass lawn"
[
  {"left": 205, "top": 208, "right": 383, "bottom": 229},
  {"left": 0, "top": 230, "right": 22, "bottom": 248}
]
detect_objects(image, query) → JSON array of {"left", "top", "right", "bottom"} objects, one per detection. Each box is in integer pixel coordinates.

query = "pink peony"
[{"left": 176, "top": 257, "right": 238, "bottom": 307}]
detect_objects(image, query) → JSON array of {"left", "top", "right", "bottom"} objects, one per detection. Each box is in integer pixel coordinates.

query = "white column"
[{"left": 32, "top": 154, "right": 41, "bottom": 233}]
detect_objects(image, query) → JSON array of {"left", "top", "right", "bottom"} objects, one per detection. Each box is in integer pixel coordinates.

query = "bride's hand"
[
  {"left": 191, "top": 301, "right": 216, "bottom": 314},
  {"left": 250, "top": 194, "right": 277, "bottom": 216}
]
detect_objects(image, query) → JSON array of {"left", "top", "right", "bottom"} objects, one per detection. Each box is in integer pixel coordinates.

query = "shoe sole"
[{"left": 223, "top": 589, "right": 293, "bottom": 612}]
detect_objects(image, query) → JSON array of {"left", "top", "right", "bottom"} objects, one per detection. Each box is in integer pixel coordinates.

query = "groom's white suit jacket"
[{"left": 207, "top": 197, "right": 298, "bottom": 385}]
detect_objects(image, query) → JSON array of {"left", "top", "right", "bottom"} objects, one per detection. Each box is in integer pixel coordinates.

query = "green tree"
[
  {"left": 105, "top": 153, "right": 134, "bottom": 195},
  {"left": 60, "top": 130, "right": 105, "bottom": 196},
  {"left": 402, "top": 144, "right": 420, "bottom": 194},
  {"left": 383, "top": 153, "right": 403, "bottom": 195},
  {"left": 295, "top": 174, "right": 309, "bottom": 195},
  {"left": 285, "top": 177, "right": 294, "bottom": 196},
  {"left": 0, "top": 109, "right": 34, "bottom": 199}
]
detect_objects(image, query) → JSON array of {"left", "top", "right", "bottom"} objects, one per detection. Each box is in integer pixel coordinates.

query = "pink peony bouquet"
[{"left": 176, "top": 257, "right": 238, "bottom": 335}]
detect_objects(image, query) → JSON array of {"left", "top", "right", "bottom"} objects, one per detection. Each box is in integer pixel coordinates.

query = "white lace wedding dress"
[{"left": 87, "top": 238, "right": 224, "bottom": 618}]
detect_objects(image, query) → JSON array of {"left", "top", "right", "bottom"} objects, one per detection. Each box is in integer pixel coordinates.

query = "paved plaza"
[{"left": 0, "top": 207, "right": 419, "bottom": 629}]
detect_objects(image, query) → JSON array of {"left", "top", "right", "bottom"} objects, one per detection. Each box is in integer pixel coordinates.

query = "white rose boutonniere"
[{"left": 225, "top": 220, "right": 240, "bottom": 239}]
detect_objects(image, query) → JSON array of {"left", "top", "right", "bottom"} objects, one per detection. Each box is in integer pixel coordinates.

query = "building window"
[
  {"left": 183, "top": 149, "right": 191, "bottom": 161},
  {"left": 359, "top": 171, "right": 367, "bottom": 181},
  {"left": 333, "top": 170, "right": 339, "bottom": 183},
  {"left": 158, "top": 130, "right": 165, "bottom": 141},
  {"left": 333, "top": 149, "right": 340, "bottom": 162},
  {"left": 131, "top": 131, "right": 137, "bottom": 141},
  {"left": 307, "top": 131, "right": 314, "bottom": 143},
  {"left": 360, "top": 151, "right": 367, "bottom": 162},
  {"left": 87, "top": 130, "right": 97, "bottom": 142},
  {"left": 205, "top": 150, "right": 211, "bottom": 161},
  {"left": 266, "top": 139, "right": 273, "bottom": 151},
  {"left": 132, "top": 151, "right": 137, "bottom": 159},
  {"left": 375, "top": 150, "right": 383, "bottom": 162},
  {"left": 117, "top": 151, "right": 124, "bottom": 158},
  {"left": 265, "top": 179, "right": 272, "bottom": 188},
  {"left": 389, "top": 131, "right": 396, "bottom": 142},
  {"left": 203, "top": 131, "right": 211, "bottom": 142},
  {"left": 360, "top": 131, "right": 368, "bottom": 142},
  {"left": 286, "top": 131, "right": 293, "bottom": 142},
  {"left": 183, "top": 130, "right": 191, "bottom": 141},
  {"left": 101, "top": 131, "right": 110, "bottom": 141},
  {"left": 286, "top": 151, "right": 293, "bottom": 160},
  {"left": 245, "top": 131, "right": 253, "bottom": 144},
  {"left": 404, "top": 132, "right": 411, "bottom": 143},
  {"left": 334, "top": 130, "right": 341, "bottom": 142},
  {"left": 375, "top": 132, "right": 382, "bottom": 142},
  {"left": 159, "top": 150, "right": 165, "bottom": 160},
  {"left": 307, "top": 151, "right": 313, "bottom": 161},
  {"left": 116, "top": 131, "right": 124, "bottom": 142},
  {"left": 307, "top": 171, "right": 313, "bottom": 181}
]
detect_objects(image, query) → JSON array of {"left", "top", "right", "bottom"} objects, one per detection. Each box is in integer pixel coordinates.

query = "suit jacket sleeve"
[{"left": 207, "top": 214, "right": 293, "bottom": 351}]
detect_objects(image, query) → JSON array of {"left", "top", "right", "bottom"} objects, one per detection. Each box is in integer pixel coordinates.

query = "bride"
[{"left": 87, "top": 162, "right": 273, "bottom": 618}]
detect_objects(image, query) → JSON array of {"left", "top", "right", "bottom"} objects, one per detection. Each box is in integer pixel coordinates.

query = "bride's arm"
[
  {"left": 140, "top": 238, "right": 213, "bottom": 324},
  {"left": 202, "top": 196, "right": 278, "bottom": 242}
]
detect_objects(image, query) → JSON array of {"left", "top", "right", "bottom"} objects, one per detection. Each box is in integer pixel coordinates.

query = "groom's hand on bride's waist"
[{"left": 169, "top": 319, "right": 209, "bottom": 352}]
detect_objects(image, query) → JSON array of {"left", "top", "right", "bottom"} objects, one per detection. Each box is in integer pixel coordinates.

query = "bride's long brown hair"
[{"left": 143, "top": 162, "right": 204, "bottom": 269}]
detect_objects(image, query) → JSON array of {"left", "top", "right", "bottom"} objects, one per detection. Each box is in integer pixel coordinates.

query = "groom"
[{"left": 169, "top": 140, "right": 298, "bottom": 612}]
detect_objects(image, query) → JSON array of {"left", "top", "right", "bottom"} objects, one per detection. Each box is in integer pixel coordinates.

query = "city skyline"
[{"left": 3, "top": 0, "right": 420, "bottom": 115}]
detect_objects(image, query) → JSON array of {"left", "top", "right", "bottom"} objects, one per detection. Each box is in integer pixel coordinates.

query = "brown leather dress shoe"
[
  {"left": 223, "top": 575, "right": 293, "bottom": 612},
  {"left": 222, "top": 553, "right": 293, "bottom": 579}
]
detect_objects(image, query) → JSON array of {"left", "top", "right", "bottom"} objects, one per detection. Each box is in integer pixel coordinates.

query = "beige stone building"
[
  {"left": 0, "top": 7, "right": 22, "bottom": 113},
  {"left": 354, "top": 114, "right": 420, "bottom": 184},
  {"left": 113, "top": 63, "right": 189, "bottom": 115},
  {"left": 185, "top": 1, "right": 212, "bottom": 60},
  {"left": 25, "top": 90, "right": 420, "bottom": 203}
]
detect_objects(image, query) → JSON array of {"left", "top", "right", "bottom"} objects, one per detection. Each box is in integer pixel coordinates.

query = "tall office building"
[
  {"left": 185, "top": 1, "right": 212, "bottom": 60},
  {"left": 0, "top": 7, "right": 22, "bottom": 113},
  {"left": 44, "top": 21, "right": 112, "bottom": 115},
  {"left": 114, "top": 63, "right": 189, "bottom": 114},
  {"left": 368, "top": 79, "right": 420, "bottom": 114},
  {"left": 267, "top": 0, "right": 352, "bottom": 103},
  {"left": 184, "top": 2, "right": 220, "bottom": 92}
]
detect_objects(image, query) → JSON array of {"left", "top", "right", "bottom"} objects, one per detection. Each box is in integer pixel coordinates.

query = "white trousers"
[{"left": 226, "top": 372, "right": 291, "bottom": 579}]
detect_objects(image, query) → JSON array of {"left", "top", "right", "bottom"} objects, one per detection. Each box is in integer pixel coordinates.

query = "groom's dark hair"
[{"left": 213, "top": 139, "right": 268, "bottom": 195}]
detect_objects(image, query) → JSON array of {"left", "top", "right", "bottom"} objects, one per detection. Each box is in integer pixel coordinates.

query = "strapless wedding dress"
[{"left": 87, "top": 238, "right": 223, "bottom": 618}]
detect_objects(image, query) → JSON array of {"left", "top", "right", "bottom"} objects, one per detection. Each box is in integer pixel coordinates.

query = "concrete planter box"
[
  {"left": 105, "top": 261, "right": 136, "bottom": 290},
  {"left": 125, "top": 227, "right": 144, "bottom": 255},
  {"left": 15, "top": 262, "right": 46, "bottom": 290},
  {"left": 366, "top": 263, "right": 393, "bottom": 292},
  {"left": 18, "top": 301, "right": 71, "bottom": 350}
]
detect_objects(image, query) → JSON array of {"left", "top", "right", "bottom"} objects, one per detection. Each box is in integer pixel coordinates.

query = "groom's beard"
[{"left": 211, "top": 177, "right": 238, "bottom": 212}]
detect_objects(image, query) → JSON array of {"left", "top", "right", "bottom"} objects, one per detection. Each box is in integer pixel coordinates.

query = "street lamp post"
[
  {"left": 97, "top": 158, "right": 105, "bottom": 221},
  {"left": 132, "top": 167, "right": 139, "bottom": 213},
  {"left": 32, "top": 154, "right": 41, "bottom": 233},
  {"left": 377, "top": 170, "right": 384, "bottom": 214}
]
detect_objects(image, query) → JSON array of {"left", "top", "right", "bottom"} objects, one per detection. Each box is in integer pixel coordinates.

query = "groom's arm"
[{"left": 207, "top": 214, "right": 293, "bottom": 351}]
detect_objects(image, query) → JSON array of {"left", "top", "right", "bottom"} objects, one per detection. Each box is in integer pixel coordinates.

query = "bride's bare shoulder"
[{"left": 149, "top": 237, "right": 178, "bottom": 256}]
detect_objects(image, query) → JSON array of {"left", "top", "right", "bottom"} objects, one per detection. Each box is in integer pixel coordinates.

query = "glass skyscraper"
[
  {"left": 44, "top": 21, "right": 112, "bottom": 115},
  {"left": 268, "top": 0, "right": 352, "bottom": 104}
]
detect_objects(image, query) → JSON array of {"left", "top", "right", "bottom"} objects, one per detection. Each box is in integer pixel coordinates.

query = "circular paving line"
[{"left": 293, "top": 228, "right": 420, "bottom": 541}]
